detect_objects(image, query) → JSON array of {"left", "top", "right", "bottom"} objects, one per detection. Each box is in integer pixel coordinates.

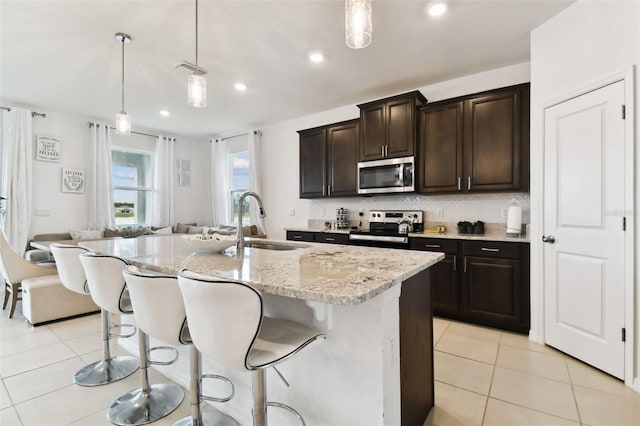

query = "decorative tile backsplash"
[{"left": 308, "top": 193, "right": 530, "bottom": 225}]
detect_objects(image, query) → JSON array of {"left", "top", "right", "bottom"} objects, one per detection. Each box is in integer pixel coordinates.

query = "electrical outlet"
[
  {"left": 289, "top": 208, "right": 295, "bottom": 216},
  {"left": 436, "top": 208, "right": 444, "bottom": 218},
  {"left": 322, "top": 208, "right": 326, "bottom": 217},
  {"left": 501, "top": 208, "right": 508, "bottom": 219}
]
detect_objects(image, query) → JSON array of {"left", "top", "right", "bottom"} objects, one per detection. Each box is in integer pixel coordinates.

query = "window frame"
[
  {"left": 227, "top": 150, "right": 250, "bottom": 225},
  {"left": 111, "top": 146, "right": 154, "bottom": 226}
]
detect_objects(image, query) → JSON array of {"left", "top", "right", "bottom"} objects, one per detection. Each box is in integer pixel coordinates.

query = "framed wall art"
[
  {"left": 177, "top": 158, "right": 190, "bottom": 187},
  {"left": 36, "top": 135, "right": 62, "bottom": 162},
  {"left": 61, "top": 168, "right": 85, "bottom": 193}
]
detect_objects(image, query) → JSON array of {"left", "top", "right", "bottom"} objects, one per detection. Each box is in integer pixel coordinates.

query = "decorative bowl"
[{"left": 183, "top": 233, "right": 238, "bottom": 253}]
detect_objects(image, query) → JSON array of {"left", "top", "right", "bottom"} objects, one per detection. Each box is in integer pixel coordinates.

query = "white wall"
[
  {"left": 530, "top": 0, "right": 640, "bottom": 387},
  {"left": 259, "top": 62, "right": 531, "bottom": 240},
  {"left": 0, "top": 102, "right": 212, "bottom": 237}
]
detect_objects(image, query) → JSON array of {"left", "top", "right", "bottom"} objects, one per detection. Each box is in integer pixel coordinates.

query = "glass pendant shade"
[
  {"left": 188, "top": 74, "right": 207, "bottom": 108},
  {"left": 345, "top": 0, "right": 372, "bottom": 49},
  {"left": 115, "top": 112, "right": 131, "bottom": 136}
]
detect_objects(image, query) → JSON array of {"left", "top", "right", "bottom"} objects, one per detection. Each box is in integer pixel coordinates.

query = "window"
[
  {"left": 228, "top": 151, "right": 250, "bottom": 225},
  {"left": 112, "top": 148, "right": 153, "bottom": 226}
]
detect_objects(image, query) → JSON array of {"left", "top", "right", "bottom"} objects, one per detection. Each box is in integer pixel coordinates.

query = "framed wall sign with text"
[
  {"left": 36, "top": 135, "right": 61, "bottom": 162},
  {"left": 61, "top": 168, "right": 85, "bottom": 193}
]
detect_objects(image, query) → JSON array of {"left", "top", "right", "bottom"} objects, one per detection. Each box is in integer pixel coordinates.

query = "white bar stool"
[
  {"left": 123, "top": 266, "right": 238, "bottom": 426},
  {"left": 177, "top": 269, "right": 326, "bottom": 426},
  {"left": 63, "top": 250, "right": 137, "bottom": 386},
  {"left": 80, "top": 255, "right": 182, "bottom": 425}
]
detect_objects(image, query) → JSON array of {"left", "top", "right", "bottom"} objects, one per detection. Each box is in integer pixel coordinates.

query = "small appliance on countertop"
[{"left": 349, "top": 210, "right": 423, "bottom": 248}]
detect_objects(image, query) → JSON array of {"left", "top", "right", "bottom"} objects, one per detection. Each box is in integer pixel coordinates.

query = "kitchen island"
[{"left": 80, "top": 234, "right": 444, "bottom": 426}]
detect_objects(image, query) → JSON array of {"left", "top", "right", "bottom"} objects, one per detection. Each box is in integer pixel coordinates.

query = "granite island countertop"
[{"left": 79, "top": 234, "right": 443, "bottom": 306}]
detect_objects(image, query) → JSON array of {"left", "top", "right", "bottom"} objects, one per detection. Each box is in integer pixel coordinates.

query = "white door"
[{"left": 543, "top": 80, "right": 626, "bottom": 379}]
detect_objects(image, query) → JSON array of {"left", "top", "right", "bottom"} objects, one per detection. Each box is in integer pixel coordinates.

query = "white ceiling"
[{"left": 0, "top": 0, "right": 573, "bottom": 138}]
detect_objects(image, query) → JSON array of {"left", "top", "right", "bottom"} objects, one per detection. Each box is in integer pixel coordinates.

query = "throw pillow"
[
  {"left": 174, "top": 222, "right": 197, "bottom": 233},
  {"left": 69, "top": 229, "right": 104, "bottom": 241},
  {"left": 151, "top": 226, "right": 173, "bottom": 235},
  {"left": 187, "top": 226, "right": 204, "bottom": 234}
]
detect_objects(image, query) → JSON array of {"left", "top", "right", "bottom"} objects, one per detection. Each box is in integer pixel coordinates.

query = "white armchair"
[{"left": 0, "top": 231, "right": 57, "bottom": 318}]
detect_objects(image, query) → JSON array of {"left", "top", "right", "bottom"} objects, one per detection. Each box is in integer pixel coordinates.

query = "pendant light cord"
[
  {"left": 121, "top": 37, "right": 125, "bottom": 112},
  {"left": 195, "top": 0, "right": 199, "bottom": 73}
]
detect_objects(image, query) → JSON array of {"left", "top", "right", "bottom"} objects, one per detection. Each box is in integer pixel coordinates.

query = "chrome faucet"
[{"left": 236, "top": 191, "right": 266, "bottom": 249}]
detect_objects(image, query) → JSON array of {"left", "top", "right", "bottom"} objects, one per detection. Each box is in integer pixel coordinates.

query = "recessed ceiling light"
[
  {"left": 308, "top": 52, "right": 324, "bottom": 63},
  {"left": 428, "top": 2, "right": 447, "bottom": 17},
  {"left": 234, "top": 82, "right": 247, "bottom": 92},
  {"left": 159, "top": 110, "right": 170, "bottom": 117}
]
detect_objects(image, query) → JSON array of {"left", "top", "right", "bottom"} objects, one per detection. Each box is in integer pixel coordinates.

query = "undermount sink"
[{"left": 244, "top": 241, "right": 308, "bottom": 251}]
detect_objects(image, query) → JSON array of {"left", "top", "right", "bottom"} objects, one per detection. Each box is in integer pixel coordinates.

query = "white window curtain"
[
  {"left": 248, "top": 130, "right": 265, "bottom": 235},
  {"left": 0, "top": 107, "right": 33, "bottom": 253},
  {"left": 88, "top": 122, "right": 115, "bottom": 230},
  {"left": 151, "top": 136, "right": 175, "bottom": 226},
  {"left": 210, "top": 138, "right": 229, "bottom": 226}
]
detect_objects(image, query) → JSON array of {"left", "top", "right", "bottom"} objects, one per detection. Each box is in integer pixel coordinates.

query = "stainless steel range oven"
[{"left": 349, "top": 210, "right": 423, "bottom": 249}]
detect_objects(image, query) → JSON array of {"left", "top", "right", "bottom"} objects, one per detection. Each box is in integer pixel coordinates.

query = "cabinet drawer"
[
  {"left": 410, "top": 238, "right": 458, "bottom": 255},
  {"left": 462, "top": 241, "right": 520, "bottom": 259},
  {"left": 286, "top": 231, "right": 315, "bottom": 242},
  {"left": 316, "top": 233, "right": 349, "bottom": 244}
]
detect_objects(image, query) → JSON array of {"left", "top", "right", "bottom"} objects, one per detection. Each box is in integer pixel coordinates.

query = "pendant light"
[
  {"left": 115, "top": 32, "right": 132, "bottom": 136},
  {"left": 345, "top": 0, "right": 372, "bottom": 49},
  {"left": 188, "top": 0, "right": 206, "bottom": 107}
]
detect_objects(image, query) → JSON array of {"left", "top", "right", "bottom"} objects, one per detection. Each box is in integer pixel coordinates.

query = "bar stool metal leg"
[
  {"left": 74, "top": 309, "right": 138, "bottom": 386},
  {"left": 108, "top": 330, "right": 184, "bottom": 425},
  {"left": 173, "top": 346, "right": 238, "bottom": 426}
]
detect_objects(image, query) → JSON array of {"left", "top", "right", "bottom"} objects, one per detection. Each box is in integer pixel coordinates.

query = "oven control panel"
[{"left": 368, "top": 210, "right": 423, "bottom": 224}]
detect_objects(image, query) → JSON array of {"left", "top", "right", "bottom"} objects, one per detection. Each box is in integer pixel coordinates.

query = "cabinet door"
[
  {"left": 387, "top": 97, "right": 416, "bottom": 158},
  {"left": 360, "top": 103, "right": 385, "bottom": 161},
  {"left": 299, "top": 128, "right": 327, "bottom": 198},
  {"left": 463, "top": 89, "right": 521, "bottom": 191},
  {"left": 431, "top": 255, "right": 460, "bottom": 315},
  {"left": 463, "top": 256, "right": 522, "bottom": 329},
  {"left": 418, "top": 102, "right": 464, "bottom": 193},
  {"left": 328, "top": 120, "right": 359, "bottom": 197}
]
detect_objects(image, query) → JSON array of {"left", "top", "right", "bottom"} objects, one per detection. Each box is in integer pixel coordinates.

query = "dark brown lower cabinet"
[
  {"left": 410, "top": 237, "right": 530, "bottom": 334},
  {"left": 286, "top": 231, "right": 348, "bottom": 244}
]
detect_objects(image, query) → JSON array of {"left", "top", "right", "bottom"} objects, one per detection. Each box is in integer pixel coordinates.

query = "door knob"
[{"left": 542, "top": 235, "right": 556, "bottom": 243}]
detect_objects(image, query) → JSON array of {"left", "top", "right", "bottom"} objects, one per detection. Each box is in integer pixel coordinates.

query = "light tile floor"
[{"left": 1, "top": 304, "right": 639, "bottom": 426}]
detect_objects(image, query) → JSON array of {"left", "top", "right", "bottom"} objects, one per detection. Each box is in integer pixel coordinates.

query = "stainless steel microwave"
[{"left": 357, "top": 156, "right": 415, "bottom": 195}]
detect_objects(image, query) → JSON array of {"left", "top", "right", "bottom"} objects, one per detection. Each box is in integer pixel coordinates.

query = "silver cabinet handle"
[
  {"left": 457, "top": 177, "right": 461, "bottom": 191},
  {"left": 542, "top": 235, "right": 556, "bottom": 244},
  {"left": 467, "top": 176, "right": 471, "bottom": 190},
  {"left": 424, "top": 244, "right": 440, "bottom": 248},
  {"left": 381, "top": 145, "right": 385, "bottom": 157},
  {"left": 325, "top": 237, "right": 336, "bottom": 242},
  {"left": 464, "top": 257, "right": 467, "bottom": 273},
  {"left": 328, "top": 184, "right": 332, "bottom": 195},
  {"left": 293, "top": 235, "right": 303, "bottom": 239},
  {"left": 453, "top": 256, "right": 457, "bottom": 271},
  {"left": 385, "top": 145, "right": 388, "bottom": 157},
  {"left": 481, "top": 247, "right": 499, "bottom": 252}
]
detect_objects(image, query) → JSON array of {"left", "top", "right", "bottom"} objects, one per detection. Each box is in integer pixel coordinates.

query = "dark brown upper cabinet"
[
  {"left": 418, "top": 83, "right": 530, "bottom": 194},
  {"left": 298, "top": 119, "right": 359, "bottom": 199},
  {"left": 358, "top": 91, "right": 427, "bottom": 162}
]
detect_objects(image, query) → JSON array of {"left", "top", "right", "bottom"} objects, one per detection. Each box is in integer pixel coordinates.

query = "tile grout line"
[{"left": 479, "top": 335, "right": 500, "bottom": 425}]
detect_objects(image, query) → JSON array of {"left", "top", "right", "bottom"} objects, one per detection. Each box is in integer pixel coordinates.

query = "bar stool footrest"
[
  {"left": 147, "top": 345, "right": 179, "bottom": 366},
  {"left": 267, "top": 402, "right": 305, "bottom": 426},
  {"left": 201, "top": 374, "right": 235, "bottom": 403},
  {"left": 109, "top": 382, "right": 184, "bottom": 426},
  {"left": 109, "top": 323, "right": 137, "bottom": 338}
]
